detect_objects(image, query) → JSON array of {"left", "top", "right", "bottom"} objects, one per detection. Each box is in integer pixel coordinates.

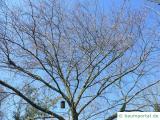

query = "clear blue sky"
[{"left": 1, "top": 0, "right": 160, "bottom": 120}]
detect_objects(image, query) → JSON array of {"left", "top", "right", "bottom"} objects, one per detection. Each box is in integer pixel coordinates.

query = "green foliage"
[{"left": 153, "top": 103, "right": 160, "bottom": 112}]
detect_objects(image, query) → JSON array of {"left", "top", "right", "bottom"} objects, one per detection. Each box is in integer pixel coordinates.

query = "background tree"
[
  {"left": 0, "top": 0, "right": 159, "bottom": 120},
  {"left": 147, "top": 0, "right": 160, "bottom": 5},
  {"left": 12, "top": 84, "right": 60, "bottom": 120},
  {"left": 0, "top": 87, "right": 9, "bottom": 120}
]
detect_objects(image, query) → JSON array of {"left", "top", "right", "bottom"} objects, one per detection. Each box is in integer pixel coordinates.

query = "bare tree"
[{"left": 0, "top": 0, "right": 158, "bottom": 120}]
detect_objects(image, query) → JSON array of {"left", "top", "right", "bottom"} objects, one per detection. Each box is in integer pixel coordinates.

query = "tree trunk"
[{"left": 71, "top": 108, "right": 78, "bottom": 120}]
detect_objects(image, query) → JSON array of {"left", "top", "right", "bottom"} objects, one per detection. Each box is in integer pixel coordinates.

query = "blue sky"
[{"left": 1, "top": 0, "right": 160, "bottom": 120}]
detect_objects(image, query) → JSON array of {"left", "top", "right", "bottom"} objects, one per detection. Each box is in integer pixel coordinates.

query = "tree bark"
[{"left": 71, "top": 108, "right": 78, "bottom": 120}]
